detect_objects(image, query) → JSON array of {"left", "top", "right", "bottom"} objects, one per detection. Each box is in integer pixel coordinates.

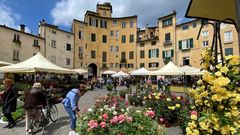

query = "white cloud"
[{"left": 51, "top": 0, "right": 190, "bottom": 28}]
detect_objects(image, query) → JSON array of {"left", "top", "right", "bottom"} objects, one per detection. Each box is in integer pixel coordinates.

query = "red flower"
[
  {"left": 88, "top": 120, "right": 98, "bottom": 129},
  {"left": 110, "top": 116, "right": 118, "bottom": 124},
  {"left": 117, "top": 114, "right": 126, "bottom": 123},
  {"left": 102, "top": 114, "right": 109, "bottom": 121},
  {"left": 191, "top": 111, "right": 198, "bottom": 116},
  {"left": 99, "top": 122, "right": 106, "bottom": 128},
  {"left": 126, "top": 116, "right": 133, "bottom": 122}
]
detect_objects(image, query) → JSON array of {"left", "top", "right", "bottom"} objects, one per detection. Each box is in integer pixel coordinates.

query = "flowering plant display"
[
  {"left": 143, "top": 92, "right": 190, "bottom": 127},
  {"left": 77, "top": 94, "right": 165, "bottom": 135},
  {"left": 186, "top": 49, "right": 240, "bottom": 135}
]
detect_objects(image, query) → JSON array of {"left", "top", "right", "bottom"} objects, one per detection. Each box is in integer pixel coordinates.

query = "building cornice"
[{"left": 158, "top": 10, "right": 176, "bottom": 20}]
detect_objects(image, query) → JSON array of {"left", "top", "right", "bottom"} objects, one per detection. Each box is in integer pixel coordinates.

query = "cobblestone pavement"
[{"left": 0, "top": 85, "right": 182, "bottom": 135}]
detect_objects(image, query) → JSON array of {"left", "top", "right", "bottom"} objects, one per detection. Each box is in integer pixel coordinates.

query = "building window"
[
  {"left": 202, "top": 41, "right": 209, "bottom": 47},
  {"left": 102, "top": 52, "right": 107, "bottom": 62},
  {"left": 202, "top": 31, "right": 209, "bottom": 37},
  {"left": 182, "top": 25, "right": 189, "bottom": 30},
  {"left": 140, "top": 50, "right": 145, "bottom": 59},
  {"left": 66, "top": 44, "right": 71, "bottom": 51},
  {"left": 179, "top": 38, "right": 193, "bottom": 50},
  {"left": 122, "top": 21, "right": 126, "bottom": 28},
  {"left": 224, "top": 31, "right": 233, "bottom": 42},
  {"left": 130, "top": 20, "right": 134, "bottom": 28},
  {"left": 51, "top": 40, "right": 56, "bottom": 48},
  {"left": 128, "top": 64, "right": 134, "bottom": 68},
  {"left": 115, "top": 63, "right": 119, "bottom": 68},
  {"left": 110, "top": 31, "right": 114, "bottom": 36},
  {"left": 102, "top": 35, "right": 107, "bottom": 43},
  {"left": 79, "top": 47, "right": 83, "bottom": 58},
  {"left": 100, "top": 20, "right": 107, "bottom": 28},
  {"left": 162, "top": 49, "right": 174, "bottom": 58},
  {"left": 33, "top": 39, "right": 39, "bottom": 46},
  {"left": 51, "top": 56, "right": 56, "bottom": 63},
  {"left": 192, "top": 22, "right": 197, "bottom": 28},
  {"left": 149, "top": 62, "right": 159, "bottom": 68},
  {"left": 140, "top": 43, "right": 145, "bottom": 47},
  {"left": 148, "top": 49, "right": 159, "bottom": 58},
  {"left": 91, "top": 33, "right": 96, "bottom": 42},
  {"left": 89, "top": 18, "right": 92, "bottom": 26},
  {"left": 162, "top": 18, "right": 172, "bottom": 27},
  {"left": 140, "top": 63, "right": 145, "bottom": 68},
  {"left": 110, "top": 46, "right": 114, "bottom": 52},
  {"left": 122, "top": 35, "right": 126, "bottom": 43},
  {"left": 129, "top": 51, "right": 134, "bottom": 59},
  {"left": 165, "top": 33, "right": 171, "bottom": 42},
  {"left": 13, "top": 50, "right": 19, "bottom": 61},
  {"left": 91, "top": 50, "right": 95, "bottom": 58},
  {"left": 130, "top": 34, "right": 134, "bottom": 43},
  {"left": 79, "top": 31, "right": 83, "bottom": 39},
  {"left": 103, "top": 11, "right": 106, "bottom": 16},
  {"left": 115, "top": 46, "right": 119, "bottom": 52},
  {"left": 52, "top": 30, "right": 56, "bottom": 34},
  {"left": 225, "top": 48, "right": 233, "bottom": 56},
  {"left": 183, "top": 57, "right": 190, "bottom": 66},
  {"left": 151, "top": 41, "right": 156, "bottom": 45},
  {"left": 115, "top": 30, "right": 119, "bottom": 38},
  {"left": 66, "top": 58, "right": 71, "bottom": 65},
  {"left": 113, "top": 20, "right": 117, "bottom": 25},
  {"left": 13, "top": 34, "right": 20, "bottom": 41},
  {"left": 121, "top": 52, "right": 126, "bottom": 59},
  {"left": 110, "top": 63, "right": 114, "bottom": 68}
]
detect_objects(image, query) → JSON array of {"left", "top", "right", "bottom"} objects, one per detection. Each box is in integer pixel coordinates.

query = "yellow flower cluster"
[{"left": 186, "top": 49, "right": 240, "bottom": 135}]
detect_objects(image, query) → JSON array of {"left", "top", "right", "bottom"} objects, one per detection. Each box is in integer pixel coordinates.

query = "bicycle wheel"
[
  {"left": 29, "top": 109, "right": 42, "bottom": 134},
  {"left": 49, "top": 104, "right": 58, "bottom": 122}
]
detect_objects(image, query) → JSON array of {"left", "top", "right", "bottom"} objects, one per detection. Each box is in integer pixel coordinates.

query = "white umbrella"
[
  {"left": 73, "top": 68, "right": 88, "bottom": 74},
  {"left": 151, "top": 61, "right": 184, "bottom": 75},
  {"left": 0, "top": 52, "right": 75, "bottom": 74},
  {"left": 130, "top": 67, "right": 151, "bottom": 76},
  {"left": 111, "top": 71, "right": 129, "bottom": 78},
  {"left": 179, "top": 66, "right": 201, "bottom": 75},
  {"left": 0, "top": 61, "right": 12, "bottom": 66},
  {"left": 102, "top": 70, "right": 117, "bottom": 75}
]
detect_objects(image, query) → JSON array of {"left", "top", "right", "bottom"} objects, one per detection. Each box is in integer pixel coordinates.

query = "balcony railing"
[
  {"left": 120, "top": 58, "right": 127, "bottom": 63},
  {"left": 164, "top": 41, "right": 172, "bottom": 46}
]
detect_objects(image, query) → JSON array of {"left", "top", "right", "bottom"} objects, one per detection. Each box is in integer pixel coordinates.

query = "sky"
[{"left": 0, "top": 0, "right": 191, "bottom": 35}]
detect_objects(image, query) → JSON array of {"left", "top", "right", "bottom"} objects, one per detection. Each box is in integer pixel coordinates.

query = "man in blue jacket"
[{"left": 62, "top": 84, "right": 86, "bottom": 135}]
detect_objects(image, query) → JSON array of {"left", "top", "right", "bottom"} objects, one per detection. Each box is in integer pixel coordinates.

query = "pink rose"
[
  {"left": 102, "top": 114, "right": 109, "bottom": 121},
  {"left": 117, "top": 114, "right": 126, "bottom": 123},
  {"left": 145, "top": 110, "right": 155, "bottom": 118},
  {"left": 110, "top": 116, "right": 118, "bottom": 124},
  {"left": 159, "top": 118, "right": 164, "bottom": 123},
  {"left": 88, "top": 120, "right": 98, "bottom": 129},
  {"left": 191, "top": 111, "right": 198, "bottom": 116},
  {"left": 99, "top": 122, "right": 106, "bottom": 128},
  {"left": 126, "top": 116, "right": 133, "bottom": 122}
]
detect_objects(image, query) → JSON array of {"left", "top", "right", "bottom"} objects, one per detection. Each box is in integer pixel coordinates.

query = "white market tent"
[
  {"left": 102, "top": 70, "right": 117, "bottom": 75},
  {"left": 0, "top": 52, "right": 75, "bottom": 74},
  {"left": 179, "top": 65, "right": 202, "bottom": 75},
  {"left": 111, "top": 71, "right": 129, "bottom": 78},
  {"left": 130, "top": 67, "right": 151, "bottom": 76},
  {"left": 73, "top": 68, "right": 88, "bottom": 74},
  {"left": 151, "top": 61, "right": 184, "bottom": 75},
  {"left": 0, "top": 61, "right": 12, "bottom": 66}
]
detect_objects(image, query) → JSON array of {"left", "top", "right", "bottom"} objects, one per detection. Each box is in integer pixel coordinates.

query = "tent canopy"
[
  {"left": 111, "top": 71, "right": 129, "bottom": 78},
  {"left": 73, "top": 68, "right": 88, "bottom": 74},
  {"left": 185, "top": 0, "right": 239, "bottom": 24},
  {"left": 130, "top": 67, "right": 151, "bottom": 76},
  {"left": 0, "top": 52, "right": 75, "bottom": 74},
  {"left": 102, "top": 70, "right": 117, "bottom": 75},
  {"left": 151, "top": 61, "right": 184, "bottom": 75},
  {"left": 179, "top": 65, "right": 202, "bottom": 75},
  {"left": 0, "top": 61, "right": 12, "bottom": 66}
]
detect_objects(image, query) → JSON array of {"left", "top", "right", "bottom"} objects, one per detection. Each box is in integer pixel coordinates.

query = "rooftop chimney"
[{"left": 20, "top": 24, "right": 25, "bottom": 32}]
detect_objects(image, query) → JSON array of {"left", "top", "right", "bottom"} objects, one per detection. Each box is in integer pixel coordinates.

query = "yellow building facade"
[
  {"left": 39, "top": 20, "right": 74, "bottom": 69},
  {"left": 137, "top": 11, "right": 239, "bottom": 69},
  {"left": 0, "top": 24, "right": 44, "bottom": 64},
  {"left": 73, "top": 2, "right": 137, "bottom": 77}
]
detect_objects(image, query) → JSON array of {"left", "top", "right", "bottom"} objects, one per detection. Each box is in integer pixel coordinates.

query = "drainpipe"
[{"left": 236, "top": 0, "right": 240, "bottom": 56}]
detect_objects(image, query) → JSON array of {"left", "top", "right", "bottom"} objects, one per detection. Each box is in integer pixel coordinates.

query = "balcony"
[
  {"left": 33, "top": 44, "right": 40, "bottom": 48},
  {"left": 120, "top": 58, "right": 127, "bottom": 63},
  {"left": 13, "top": 38, "right": 21, "bottom": 46},
  {"left": 164, "top": 41, "right": 172, "bottom": 46}
]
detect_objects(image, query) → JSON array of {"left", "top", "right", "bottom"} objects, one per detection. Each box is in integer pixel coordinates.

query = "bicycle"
[{"left": 29, "top": 92, "right": 59, "bottom": 135}]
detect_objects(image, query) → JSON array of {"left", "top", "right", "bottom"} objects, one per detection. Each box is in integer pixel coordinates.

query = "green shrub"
[{"left": 118, "top": 89, "right": 130, "bottom": 98}]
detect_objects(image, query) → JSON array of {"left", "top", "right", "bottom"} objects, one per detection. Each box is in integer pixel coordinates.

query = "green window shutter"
[
  {"left": 162, "top": 51, "right": 165, "bottom": 58},
  {"left": 149, "top": 50, "right": 151, "bottom": 58},
  {"left": 178, "top": 41, "right": 182, "bottom": 50},
  {"left": 190, "top": 38, "right": 194, "bottom": 48},
  {"left": 171, "top": 49, "right": 174, "bottom": 57},
  {"left": 156, "top": 49, "right": 159, "bottom": 57}
]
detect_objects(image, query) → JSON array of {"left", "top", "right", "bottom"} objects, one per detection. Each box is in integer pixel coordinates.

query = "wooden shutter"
[
  {"left": 156, "top": 49, "right": 159, "bottom": 57},
  {"left": 190, "top": 38, "right": 194, "bottom": 48},
  {"left": 149, "top": 50, "right": 151, "bottom": 58},
  {"left": 162, "top": 51, "right": 165, "bottom": 58},
  {"left": 171, "top": 49, "right": 174, "bottom": 57},
  {"left": 178, "top": 41, "right": 182, "bottom": 50}
]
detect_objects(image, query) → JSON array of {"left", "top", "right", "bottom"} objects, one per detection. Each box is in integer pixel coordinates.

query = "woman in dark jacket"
[{"left": 2, "top": 78, "right": 18, "bottom": 128}]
